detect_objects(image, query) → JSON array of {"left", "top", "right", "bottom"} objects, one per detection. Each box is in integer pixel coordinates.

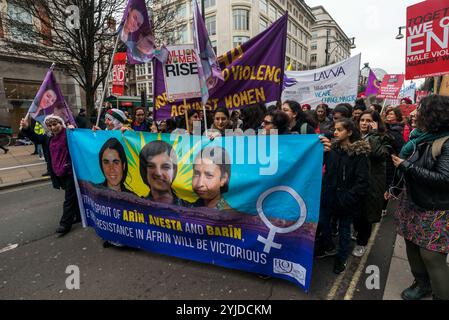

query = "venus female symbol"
[{"left": 256, "top": 186, "right": 307, "bottom": 254}]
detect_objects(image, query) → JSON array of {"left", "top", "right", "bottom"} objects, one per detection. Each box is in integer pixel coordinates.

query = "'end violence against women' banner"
[
  {"left": 405, "top": 0, "right": 449, "bottom": 79},
  {"left": 67, "top": 129, "right": 323, "bottom": 291}
]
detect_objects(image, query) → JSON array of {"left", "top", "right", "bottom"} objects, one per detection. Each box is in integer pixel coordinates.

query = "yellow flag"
[{"left": 287, "top": 63, "right": 293, "bottom": 71}]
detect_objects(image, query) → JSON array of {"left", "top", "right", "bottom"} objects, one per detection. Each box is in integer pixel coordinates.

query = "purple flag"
[
  {"left": 192, "top": 0, "right": 224, "bottom": 105},
  {"left": 28, "top": 67, "right": 76, "bottom": 127},
  {"left": 365, "top": 69, "right": 381, "bottom": 96},
  {"left": 153, "top": 13, "right": 288, "bottom": 120},
  {"left": 119, "top": 0, "right": 167, "bottom": 64}
]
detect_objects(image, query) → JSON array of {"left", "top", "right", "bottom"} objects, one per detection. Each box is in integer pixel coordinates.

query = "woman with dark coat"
[
  {"left": 352, "top": 110, "right": 390, "bottom": 257},
  {"left": 384, "top": 107, "right": 406, "bottom": 211},
  {"left": 386, "top": 95, "right": 449, "bottom": 300},
  {"left": 315, "top": 118, "right": 370, "bottom": 274}
]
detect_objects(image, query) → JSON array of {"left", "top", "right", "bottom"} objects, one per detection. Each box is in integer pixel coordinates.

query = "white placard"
[
  {"left": 163, "top": 44, "right": 201, "bottom": 100},
  {"left": 282, "top": 54, "right": 361, "bottom": 109}
]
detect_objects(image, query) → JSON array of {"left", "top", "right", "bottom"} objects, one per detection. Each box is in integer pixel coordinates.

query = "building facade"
[
  {"left": 163, "top": 0, "right": 315, "bottom": 70},
  {"left": 0, "top": 0, "right": 83, "bottom": 133},
  {"left": 309, "top": 5, "right": 353, "bottom": 69}
]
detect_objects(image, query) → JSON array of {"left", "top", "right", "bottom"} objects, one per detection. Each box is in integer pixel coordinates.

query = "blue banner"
[{"left": 67, "top": 130, "right": 323, "bottom": 291}]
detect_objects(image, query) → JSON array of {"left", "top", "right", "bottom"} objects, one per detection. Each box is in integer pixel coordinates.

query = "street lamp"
[
  {"left": 325, "top": 33, "right": 356, "bottom": 66},
  {"left": 395, "top": 26, "right": 406, "bottom": 39}
]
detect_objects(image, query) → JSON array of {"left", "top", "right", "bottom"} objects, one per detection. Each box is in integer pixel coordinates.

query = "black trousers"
[
  {"left": 405, "top": 239, "right": 449, "bottom": 299},
  {"left": 353, "top": 214, "right": 373, "bottom": 246},
  {"left": 59, "top": 174, "right": 81, "bottom": 228}
]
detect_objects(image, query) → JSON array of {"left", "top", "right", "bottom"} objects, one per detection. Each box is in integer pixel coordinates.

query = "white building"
[{"left": 309, "top": 5, "right": 354, "bottom": 69}]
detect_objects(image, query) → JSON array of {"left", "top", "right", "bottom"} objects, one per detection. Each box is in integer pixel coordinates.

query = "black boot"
[{"left": 401, "top": 278, "right": 432, "bottom": 300}]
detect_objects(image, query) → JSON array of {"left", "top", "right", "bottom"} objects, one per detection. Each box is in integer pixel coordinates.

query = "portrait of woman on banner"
[
  {"left": 97, "top": 137, "right": 134, "bottom": 194},
  {"left": 120, "top": 5, "right": 144, "bottom": 43},
  {"left": 191, "top": 146, "right": 233, "bottom": 210},
  {"left": 29, "top": 88, "right": 58, "bottom": 124}
]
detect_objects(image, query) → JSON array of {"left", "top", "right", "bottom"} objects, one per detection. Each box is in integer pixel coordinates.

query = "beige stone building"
[
  {"left": 0, "top": 0, "right": 83, "bottom": 133},
  {"left": 309, "top": 5, "right": 354, "bottom": 69},
  {"left": 161, "top": 0, "right": 315, "bottom": 70}
]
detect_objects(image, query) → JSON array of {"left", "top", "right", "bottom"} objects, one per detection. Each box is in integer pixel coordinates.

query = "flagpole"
[
  {"left": 96, "top": 33, "right": 120, "bottom": 127},
  {"left": 183, "top": 99, "right": 190, "bottom": 133},
  {"left": 202, "top": 104, "right": 208, "bottom": 135}
]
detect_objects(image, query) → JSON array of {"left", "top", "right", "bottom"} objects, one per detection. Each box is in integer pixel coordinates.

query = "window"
[
  {"left": 305, "top": 20, "right": 309, "bottom": 28},
  {"left": 311, "top": 54, "right": 317, "bottom": 62},
  {"left": 136, "top": 64, "right": 147, "bottom": 76},
  {"left": 137, "top": 83, "right": 146, "bottom": 94},
  {"left": 233, "top": 9, "right": 249, "bottom": 31},
  {"left": 204, "top": 0, "right": 216, "bottom": 8},
  {"left": 178, "top": 25, "right": 188, "bottom": 43},
  {"left": 268, "top": 4, "right": 276, "bottom": 20},
  {"left": 176, "top": 4, "right": 186, "bottom": 19},
  {"left": 312, "top": 32, "right": 317, "bottom": 39},
  {"left": 233, "top": 36, "right": 249, "bottom": 48},
  {"left": 259, "top": 0, "right": 267, "bottom": 14},
  {"left": 7, "top": 2, "right": 34, "bottom": 43},
  {"left": 299, "top": 14, "right": 303, "bottom": 24},
  {"left": 211, "top": 40, "right": 217, "bottom": 54},
  {"left": 311, "top": 42, "right": 317, "bottom": 50},
  {"left": 205, "top": 15, "right": 216, "bottom": 36},
  {"left": 259, "top": 19, "right": 268, "bottom": 33}
]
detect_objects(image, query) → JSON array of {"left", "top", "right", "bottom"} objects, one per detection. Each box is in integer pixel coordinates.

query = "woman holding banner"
[
  {"left": 315, "top": 118, "right": 370, "bottom": 275},
  {"left": 20, "top": 115, "right": 81, "bottom": 235}
]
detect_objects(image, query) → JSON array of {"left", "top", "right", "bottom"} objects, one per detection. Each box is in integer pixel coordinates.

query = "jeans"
[
  {"left": 318, "top": 207, "right": 353, "bottom": 263},
  {"left": 336, "top": 214, "right": 353, "bottom": 262},
  {"left": 37, "top": 144, "right": 44, "bottom": 158}
]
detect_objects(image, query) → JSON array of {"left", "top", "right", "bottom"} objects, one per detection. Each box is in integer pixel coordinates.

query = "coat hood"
[{"left": 332, "top": 140, "right": 371, "bottom": 156}]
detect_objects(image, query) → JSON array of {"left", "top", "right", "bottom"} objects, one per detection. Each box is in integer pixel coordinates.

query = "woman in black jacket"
[
  {"left": 352, "top": 110, "right": 389, "bottom": 257},
  {"left": 386, "top": 95, "right": 449, "bottom": 300},
  {"left": 316, "top": 118, "right": 370, "bottom": 274}
]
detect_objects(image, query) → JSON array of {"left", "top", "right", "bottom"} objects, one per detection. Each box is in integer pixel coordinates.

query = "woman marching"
[
  {"left": 352, "top": 110, "right": 390, "bottom": 257},
  {"left": 20, "top": 115, "right": 81, "bottom": 235},
  {"left": 315, "top": 118, "right": 370, "bottom": 274},
  {"left": 386, "top": 95, "right": 449, "bottom": 300}
]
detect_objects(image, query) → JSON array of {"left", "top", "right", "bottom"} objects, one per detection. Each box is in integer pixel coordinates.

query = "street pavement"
[
  {"left": 0, "top": 145, "right": 49, "bottom": 189},
  {"left": 0, "top": 145, "right": 432, "bottom": 300}
]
